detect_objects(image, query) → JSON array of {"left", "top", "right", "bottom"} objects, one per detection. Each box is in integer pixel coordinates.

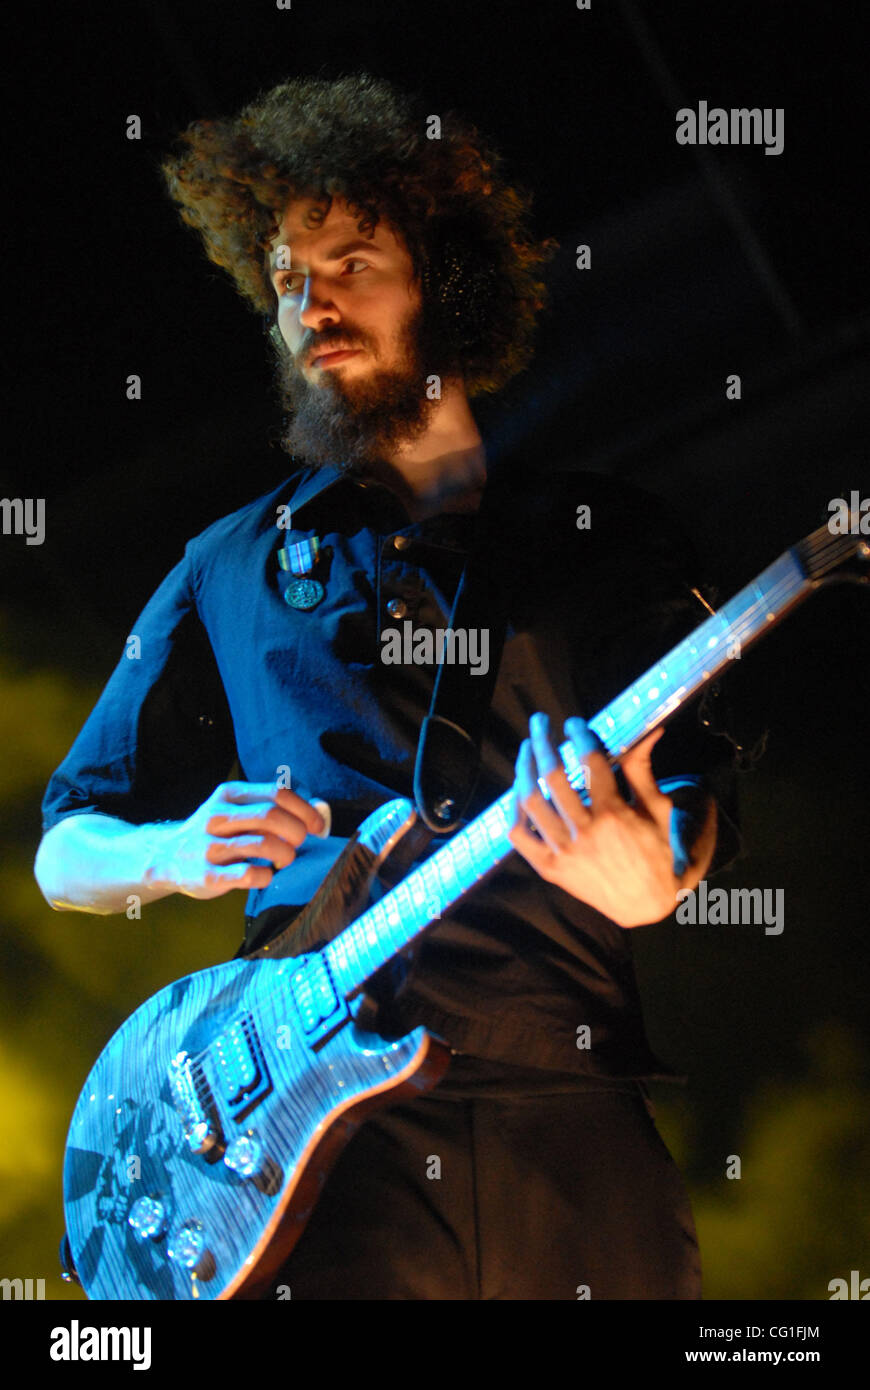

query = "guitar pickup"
[
  {"left": 290, "top": 952, "right": 346, "bottom": 1047},
  {"left": 211, "top": 1013, "right": 272, "bottom": 1121}
]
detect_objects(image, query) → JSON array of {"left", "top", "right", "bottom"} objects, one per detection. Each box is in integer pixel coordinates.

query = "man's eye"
[{"left": 279, "top": 260, "right": 368, "bottom": 296}]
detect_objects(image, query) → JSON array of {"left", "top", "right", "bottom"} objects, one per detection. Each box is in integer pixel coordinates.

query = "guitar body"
[{"left": 63, "top": 799, "right": 451, "bottom": 1301}]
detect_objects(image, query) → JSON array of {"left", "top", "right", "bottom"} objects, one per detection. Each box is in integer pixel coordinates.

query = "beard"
[{"left": 275, "top": 299, "right": 457, "bottom": 473}]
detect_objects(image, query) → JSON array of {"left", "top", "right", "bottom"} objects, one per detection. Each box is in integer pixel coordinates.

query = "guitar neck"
[{"left": 324, "top": 521, "right": 848, "bottom": 1000}]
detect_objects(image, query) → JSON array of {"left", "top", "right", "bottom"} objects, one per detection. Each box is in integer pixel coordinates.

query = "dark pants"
[{"left": 266, "top": 1075, "right": 701, "bottom": 1300}]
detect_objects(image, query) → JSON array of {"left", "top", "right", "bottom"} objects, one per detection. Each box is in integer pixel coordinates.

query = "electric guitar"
[{"left": 61, "top": 512, "right": 867, "bottom": 1299}]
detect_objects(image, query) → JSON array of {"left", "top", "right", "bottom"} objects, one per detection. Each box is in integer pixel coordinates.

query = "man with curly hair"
[{"left": 37, "top": 74, "right": 736, "bottom": 1300}]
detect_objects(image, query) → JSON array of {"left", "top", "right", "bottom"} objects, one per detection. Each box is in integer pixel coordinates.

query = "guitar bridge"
[{"left": 168, "top": 1050, "right": 223, "bottom": 1156}]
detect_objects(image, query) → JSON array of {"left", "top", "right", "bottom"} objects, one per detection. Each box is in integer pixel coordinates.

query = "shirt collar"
[
  {"left": 283, "top": 464, "right": 347, "bottom": 520},
  {"left": 285, "top": 461, "right": 430, "bottom": 532}
]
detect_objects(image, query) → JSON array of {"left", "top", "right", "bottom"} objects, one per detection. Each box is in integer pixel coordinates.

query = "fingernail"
[
  {"left": 518, "top": 740, "right": 536, "bottom": 794},
  {"left": 311, "top": 799, "right": 331, "bottom": 837},
  {"left": 565, "top": 717, "right": 599, "bottom": 755},
  {"left": 530, "top": 713, "right": 559, "bottom": 772}
]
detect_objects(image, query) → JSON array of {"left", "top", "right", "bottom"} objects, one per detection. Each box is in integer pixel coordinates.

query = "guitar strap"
[{"left": 413, "top": 452, "right": 521, "bottom": 833}]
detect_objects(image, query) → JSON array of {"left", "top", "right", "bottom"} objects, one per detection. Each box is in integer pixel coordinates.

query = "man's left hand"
[{"left": 507, "top": 712, "right": 717, "bottom": 927}]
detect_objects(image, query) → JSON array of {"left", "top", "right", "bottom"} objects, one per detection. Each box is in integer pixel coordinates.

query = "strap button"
[{"left": 386, "top": 598, "right": 407, "bottom": 619}]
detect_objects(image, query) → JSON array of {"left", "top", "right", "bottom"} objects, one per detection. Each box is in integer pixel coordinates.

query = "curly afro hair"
[{"left": 160, "top": 73, "right": 557, "bottom": 396}]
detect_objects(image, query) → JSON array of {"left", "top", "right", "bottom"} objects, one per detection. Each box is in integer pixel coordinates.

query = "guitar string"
[{"left": 804, "top": 528, "right": 860, "bottom": 571}]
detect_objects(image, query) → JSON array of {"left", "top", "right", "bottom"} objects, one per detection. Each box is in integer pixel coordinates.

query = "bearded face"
[
  {"left": 276, "top": 297, "right": 446, "bottom": 472},
  {"left": 267, "top": 198, "right": 466, "bottom": 473}
]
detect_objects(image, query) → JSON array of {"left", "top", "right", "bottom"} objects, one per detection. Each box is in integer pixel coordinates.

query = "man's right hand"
[
  {"left": 148, "top": 782, "right": 329, "bottom": 899},
  {"left": 35, "top": 783, "right": 330, "bottom": 915}
]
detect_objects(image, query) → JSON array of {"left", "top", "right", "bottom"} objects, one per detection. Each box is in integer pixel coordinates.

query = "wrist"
[
  {"left": 666, "top": 787, "right": 717, "bottom": 884},
  {"left": 140, "top": 821, "right": 184, "bottom": 897}
]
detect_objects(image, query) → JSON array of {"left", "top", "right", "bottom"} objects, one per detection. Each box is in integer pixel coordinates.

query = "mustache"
[{"left": 297, "top": 329, "right": 366, "bottom": 369}]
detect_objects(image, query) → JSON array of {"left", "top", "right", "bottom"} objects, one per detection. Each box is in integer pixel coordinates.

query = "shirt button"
[
  {"left": 387, "top": 598, "right": 407, "bottom": 619},
  {"left": 393, "top": 535, "right": 411, "bottom": 550}
]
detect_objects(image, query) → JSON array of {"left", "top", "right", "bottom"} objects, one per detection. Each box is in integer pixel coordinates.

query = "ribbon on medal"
[{"left": 278, "top": 535, "right": 326, "bottom": 610}]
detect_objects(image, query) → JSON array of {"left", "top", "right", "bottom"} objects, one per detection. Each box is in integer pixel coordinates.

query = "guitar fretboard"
[{"left": 324, "top": 537, "right": 824, "bottom": 999}]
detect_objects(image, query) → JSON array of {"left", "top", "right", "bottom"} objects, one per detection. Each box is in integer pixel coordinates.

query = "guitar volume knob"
[
  {"left": 223, "top": 1135, "right": 263, "bottom": 1178},
  {"left": 128, "top": 1196, "right": 167, "bottom": 1240},
  {"left": 223, "top": 1135, "right": 282, "bottom": 1195},
  {"left": 167, "top": 1221, "right": 208, "bottom": 1269}
]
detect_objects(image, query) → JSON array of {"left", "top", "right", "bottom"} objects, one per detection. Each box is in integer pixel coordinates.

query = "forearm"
[{"left": 34, "top": 814, "right": 181, "bottom": 915}]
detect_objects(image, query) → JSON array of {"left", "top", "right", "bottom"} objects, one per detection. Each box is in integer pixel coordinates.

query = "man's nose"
[{"left": 298, "top": 275, "right": 340, "bottom": 329}]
